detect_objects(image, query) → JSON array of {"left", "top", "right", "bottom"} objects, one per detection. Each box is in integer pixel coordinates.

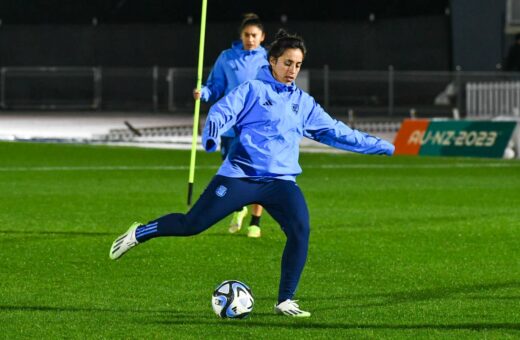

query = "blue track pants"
[{"left": 140, "top": 175, "right": 310, "bottom": 302}]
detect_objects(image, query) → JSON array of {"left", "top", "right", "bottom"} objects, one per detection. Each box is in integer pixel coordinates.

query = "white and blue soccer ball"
[{"left": 211, "top": 280, "right": 254, "bottom": 319}]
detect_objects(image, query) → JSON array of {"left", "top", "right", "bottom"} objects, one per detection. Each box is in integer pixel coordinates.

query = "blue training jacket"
[
  {"left": 201, "top": 41, "right": 268, "bottom": 103},
  {"left": 201, "top": 41, "right": 268, "bottom": 138},
  {"left": 202, "top": 65, "right": 395, "bottom": 181}
]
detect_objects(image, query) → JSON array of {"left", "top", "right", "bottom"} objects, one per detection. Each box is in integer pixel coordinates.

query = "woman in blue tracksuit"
[
  {"left": 110, "top": 30, "right": 395, "bottom": 317},
  {"left": 194, "top": 13, "right": 268, "bottom": 238}
]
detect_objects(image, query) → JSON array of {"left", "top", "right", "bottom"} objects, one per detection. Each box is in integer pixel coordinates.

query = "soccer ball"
[{"left": 211, "top": 280, "right": 254, "bottom": 319}]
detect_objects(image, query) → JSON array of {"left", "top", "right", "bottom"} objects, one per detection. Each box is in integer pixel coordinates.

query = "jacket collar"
[
  {"left": 231, "top": 40, "right": 265, "bottom": 56},
  {"left": 256, "top": 65, "right": 296, "bottom": 93}
]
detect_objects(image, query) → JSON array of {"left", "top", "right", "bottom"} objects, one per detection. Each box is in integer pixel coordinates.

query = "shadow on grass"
[
  {"left": 355, "top": 280, "right": 520, "bottom": 308},
  {"left": 0, "top": 229, "right": 113, "bottom": 237},
  {"left": 0, "top": 304, "right": 188, "bottom": 317},
  {"left": 4, "top": 304, "right": 519, "bottom": 332},
  {"left": 153, "top": 318, "right": 520, "bottom": 331},
  {"left": 466, "top": 296, "right": 520, "bottom": 300},
  {"left": 152, "top": 282, "right": 520, "bottom": 332},
  {"left": 375, "top": 211, "right": 497, "bottom": 228},
  {"left": 305, "top": 280, "right": 520, "bottom": 310}
]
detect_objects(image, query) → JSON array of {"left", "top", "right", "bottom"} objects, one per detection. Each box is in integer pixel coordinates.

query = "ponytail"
[
  {"left": 239, "top": 13, "right": 264, "bottom": 35},
  {"left": 268, "top": 29, "right": 307, "bottom": 60}
]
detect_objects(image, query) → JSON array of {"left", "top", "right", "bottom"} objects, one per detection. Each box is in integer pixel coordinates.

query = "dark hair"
[
  {"left": 268, "top": 29, "right": 307, "bottom": 60},
  {"left": 239, "top": 13, "right": 264, "bottom": 34}
]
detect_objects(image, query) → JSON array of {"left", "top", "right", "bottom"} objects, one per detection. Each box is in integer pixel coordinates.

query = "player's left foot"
[
  {"left": 247, "top": 225, "right": 261, "bottom": 238},
  {"left": 109, "top": 222, "right": 141, "bottom": 260},
  {"left": 274, "top": 299, "right": 311, "bottom": 317}
]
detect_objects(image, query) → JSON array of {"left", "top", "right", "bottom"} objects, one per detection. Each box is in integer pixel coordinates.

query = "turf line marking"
[
  {"left": 317, "top": 163, "right": 520, "bottom": 169},
  {"left": 0, "top": 165, "right": 213, "bottom": 171},
  {"left": 0, "top": 162, "right": 518, "bottom": 172}
]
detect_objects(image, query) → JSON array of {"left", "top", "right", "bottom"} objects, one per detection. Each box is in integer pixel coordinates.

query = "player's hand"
[
  {"left": 205, "top": 139, "right": 217, "bottom": 152},
  {"left": 386, "top": 143, "right": 395, "bottom": 156},
  {"left": 193, "top": 88, "right": 201, "bottom": 100}
]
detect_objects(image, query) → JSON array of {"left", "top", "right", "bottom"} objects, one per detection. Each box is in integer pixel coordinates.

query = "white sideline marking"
[
  {"left": 0, "top": 162, "right": 518, "bottom": 172},
  {"left": 0, "top": 165, "right": 208, "bottom": 172}
]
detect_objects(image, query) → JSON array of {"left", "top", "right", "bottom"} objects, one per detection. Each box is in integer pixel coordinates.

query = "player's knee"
[{"left": 285, "top": 218, "right": 310, "bottom": 241}]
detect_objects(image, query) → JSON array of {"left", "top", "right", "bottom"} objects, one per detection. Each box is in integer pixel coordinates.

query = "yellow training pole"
[{"left": 187, "top": 0, "right": 208, "bottom": 206}]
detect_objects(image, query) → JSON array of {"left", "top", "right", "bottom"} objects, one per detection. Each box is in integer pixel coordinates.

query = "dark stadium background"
[{"left": 0, "top": 0, "right": 505, "bottom": 71}]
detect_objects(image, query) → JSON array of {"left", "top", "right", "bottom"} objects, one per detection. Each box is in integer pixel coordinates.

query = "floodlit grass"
[{"left": 1, "top": 141, "right": 520, "bottom": 339}]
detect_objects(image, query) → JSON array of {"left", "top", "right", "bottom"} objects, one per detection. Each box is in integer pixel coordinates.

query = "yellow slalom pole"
[{"left": 187, "top": 0, "right": 208, "bottom": 206}]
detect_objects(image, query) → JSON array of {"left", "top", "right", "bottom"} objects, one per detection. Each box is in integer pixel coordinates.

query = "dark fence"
[{"left": 3, "top": 66, "right": 519, "bottom": 120}]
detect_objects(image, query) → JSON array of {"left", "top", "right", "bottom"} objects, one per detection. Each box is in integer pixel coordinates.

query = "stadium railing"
[
  {"left": 0, "top": 66, "right": 101, "bottom": 110},
  {"left": 2, "top": 66, "right": 520, "bottom": 122}
]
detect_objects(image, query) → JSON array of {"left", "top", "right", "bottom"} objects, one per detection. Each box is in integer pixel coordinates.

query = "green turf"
[{"left": 1, "top": 141, "right": 520, "bottom": 339}]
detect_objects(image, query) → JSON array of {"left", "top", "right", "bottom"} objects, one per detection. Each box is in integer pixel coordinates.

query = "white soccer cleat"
[
  {"left": 274, "top": 299, "right": 311, "bottom": 317},
  {"left": 228, "top": 206, "right": 248, "bottom": 234},
  {"left": 109, "top": 222, "right": 141, "bottom": 260}
]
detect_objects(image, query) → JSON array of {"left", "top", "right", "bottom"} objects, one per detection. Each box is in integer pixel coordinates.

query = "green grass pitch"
[{"left": 1, "top": 141, "right": 520, "bottom": 339}]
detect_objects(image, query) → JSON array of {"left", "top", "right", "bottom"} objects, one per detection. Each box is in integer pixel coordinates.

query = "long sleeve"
[
  {"left": 201, "top": 54, "right": 228, "bottom": 103},
  {"left": 201, "top": 82, "right": 254, "bottom": 152},
  {"left": 303, "top": 99, "right": 394, "bottom": 155}
]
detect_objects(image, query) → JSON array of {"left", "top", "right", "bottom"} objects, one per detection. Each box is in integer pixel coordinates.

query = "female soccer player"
[
  {"left": 110, "top": 29, "right": 395, "bottom": 317},
  {"left": 194, "top": 13, "right": 268, "bottom": 238}
]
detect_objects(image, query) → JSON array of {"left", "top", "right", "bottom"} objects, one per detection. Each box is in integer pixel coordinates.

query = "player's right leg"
[
  {"left": 260, "top": 180, "right": 311, "bottom": 317},
  {"left": 109, "top": 175, "right": 254, "bottom": 260},
  {"left": 274, "top": 299, "right": 311, "bottom": 317}
]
